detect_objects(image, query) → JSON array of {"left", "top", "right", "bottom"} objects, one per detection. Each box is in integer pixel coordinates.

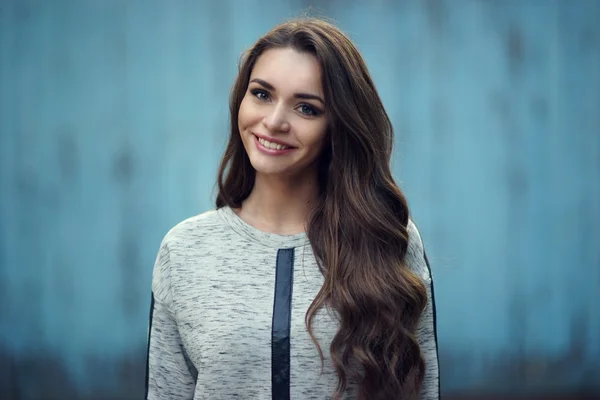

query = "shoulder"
[
  {"left": 151, "top": 208, "right": 224, "bottom": 298},
  {"left": 405, "top": 219, "right": 432, "bottom": 283},
  {"left": 160, "top": 208, "right": 224, "bottom": 249},
  {"left": 154, "top": 208, "right": 226, "bottom": 269}
]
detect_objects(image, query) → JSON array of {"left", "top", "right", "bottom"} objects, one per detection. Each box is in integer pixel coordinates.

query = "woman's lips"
[{"left": 253, "top": 134, "right": 296, "bottom": 155}]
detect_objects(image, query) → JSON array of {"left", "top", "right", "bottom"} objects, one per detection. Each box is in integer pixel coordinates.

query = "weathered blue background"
[{"left": 1, "top": 0, "right": 599, "bottom": 398}]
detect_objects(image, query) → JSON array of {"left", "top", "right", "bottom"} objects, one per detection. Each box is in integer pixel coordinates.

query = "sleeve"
[
  {"left": 145, "top": 240, "right": 198, "bottom": 400},
  {"left": 406, "top": 220, "right": 440, "bottom": 400}
]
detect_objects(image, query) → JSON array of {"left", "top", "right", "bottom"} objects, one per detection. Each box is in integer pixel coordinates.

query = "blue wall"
[{"left": 1, "top": 0, "right": 598, "bottom": 398}]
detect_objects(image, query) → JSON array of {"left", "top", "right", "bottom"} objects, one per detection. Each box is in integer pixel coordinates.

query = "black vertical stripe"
[
  {"left": 271, "top": 248, "right": 294, "bottom": 400},
  {"left": 423, "top": 250, "right": 441, "bottom": 395},
  {"left": 144, "top": 292, "right": 155, "bottom": 399}
]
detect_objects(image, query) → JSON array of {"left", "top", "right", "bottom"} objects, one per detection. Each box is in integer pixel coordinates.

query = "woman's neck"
[{"left": 237, "top": 172, "right": 319, "bottom": 235}]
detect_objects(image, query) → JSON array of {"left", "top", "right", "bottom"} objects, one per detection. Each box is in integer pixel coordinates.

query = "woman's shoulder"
[
  {"left": 405, "top": 218, "right": 432, "bottom": 283},
  {"left": 161, "top": 207, "right": 225, "bottom": 247}
]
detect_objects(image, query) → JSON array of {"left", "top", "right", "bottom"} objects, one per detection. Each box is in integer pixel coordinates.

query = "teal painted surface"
[{"left": 0, "top": 0, "right": 598, "bottom": 397}]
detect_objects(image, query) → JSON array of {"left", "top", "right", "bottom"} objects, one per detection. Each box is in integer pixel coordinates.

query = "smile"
[
  {"left": 258, "top": 137, "right": 291, "bottom": 150},
  {"left": 253, "top": 134, "right": 296, "bottom": 155}
]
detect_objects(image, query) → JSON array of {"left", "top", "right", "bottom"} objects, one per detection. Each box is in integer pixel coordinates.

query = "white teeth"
[{"left": 258, "top": 137, "right": 290, "bottom": 150}]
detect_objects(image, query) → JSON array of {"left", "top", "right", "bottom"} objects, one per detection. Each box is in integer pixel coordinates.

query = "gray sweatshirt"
[{"left": 145, "top": 206, "right": 439, "bottom": 399}]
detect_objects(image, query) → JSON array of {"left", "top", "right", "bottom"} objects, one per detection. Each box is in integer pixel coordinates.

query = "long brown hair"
[{"left": 216, "top": 18, "right": 428, "bottom": 400}]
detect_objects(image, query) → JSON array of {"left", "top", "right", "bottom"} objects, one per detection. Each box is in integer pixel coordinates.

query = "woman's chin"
[
  {"left": 249, "top": 157, "right": 291, "bottom": 177},
  {"left": 251, "top": 165, "right": 290, "bottom": 178}
]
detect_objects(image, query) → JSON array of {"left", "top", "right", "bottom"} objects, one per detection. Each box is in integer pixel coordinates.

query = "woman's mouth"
[
  {"left": 253, "top": 134, "right": 296, "bottom": 155},
  {"left": 257, "top": 136, "right": 291, "bottom": 150}
]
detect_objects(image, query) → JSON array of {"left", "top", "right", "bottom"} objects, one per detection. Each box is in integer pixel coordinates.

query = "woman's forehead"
[{"left": 250, "top": 48, "right": 323, "bottom": 96}]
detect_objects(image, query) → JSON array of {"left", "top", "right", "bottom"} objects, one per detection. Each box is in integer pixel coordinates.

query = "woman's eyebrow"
[
  {"left": 250, "top": 78, "right": 276, "bottom": 91},
  {"left": 294, "top": 93, "right": 324, "bottom": 105},
  {"left": 250, "top": 78, "right": 325, "bottom": 105}
]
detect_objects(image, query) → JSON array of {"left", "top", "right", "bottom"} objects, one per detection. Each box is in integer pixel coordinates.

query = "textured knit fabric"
[{"left": 145, "top": 206, "right": 440, "bottom": 399}]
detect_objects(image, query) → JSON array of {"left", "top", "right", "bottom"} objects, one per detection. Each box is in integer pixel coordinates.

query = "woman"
[{"left": 146, "top": 17, "right": 439, "bottom": 400}]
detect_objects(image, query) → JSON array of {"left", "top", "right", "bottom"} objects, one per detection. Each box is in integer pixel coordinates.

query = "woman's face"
[{"left": 238, "top": 47, "right": 328, "bottom": 180}]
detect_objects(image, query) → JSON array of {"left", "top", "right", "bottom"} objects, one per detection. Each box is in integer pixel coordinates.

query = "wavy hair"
[{"left": 216, "top": 18, "right": 428, "bottom": 400}]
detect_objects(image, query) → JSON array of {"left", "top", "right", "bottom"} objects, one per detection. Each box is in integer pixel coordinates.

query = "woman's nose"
[{"left": 262, "top": 104, "right": 290, "bottom": 133}]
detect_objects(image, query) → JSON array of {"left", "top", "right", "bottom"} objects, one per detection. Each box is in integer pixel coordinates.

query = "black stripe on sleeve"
[
  {"left": 423, "top": 250, "right": 441, "bottom": 396},
  {"left": 144, "top": 292, "right": 155, "bottom": 399}
]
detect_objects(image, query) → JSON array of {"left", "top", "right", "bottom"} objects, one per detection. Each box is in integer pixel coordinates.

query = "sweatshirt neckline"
[{"left": 217, "top": 206, "right": 308, "bottom": 249}]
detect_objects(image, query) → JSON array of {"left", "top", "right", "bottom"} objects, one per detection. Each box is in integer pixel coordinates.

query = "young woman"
[{"left": 146, "top": 18, "right": 439, "bottom": 400}]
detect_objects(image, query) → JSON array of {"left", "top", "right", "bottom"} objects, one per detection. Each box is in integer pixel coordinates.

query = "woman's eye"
[
  {"left": 251, "top": 89, "right": 269, "bottom": 101},
  {"left": 298, "top": 104, "right": 320, "bottom": 116}
]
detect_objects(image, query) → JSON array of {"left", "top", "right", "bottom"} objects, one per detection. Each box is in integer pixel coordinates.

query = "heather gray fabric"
[{"left": 146, "top": 206, "right": 439, "bottom": 399}]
